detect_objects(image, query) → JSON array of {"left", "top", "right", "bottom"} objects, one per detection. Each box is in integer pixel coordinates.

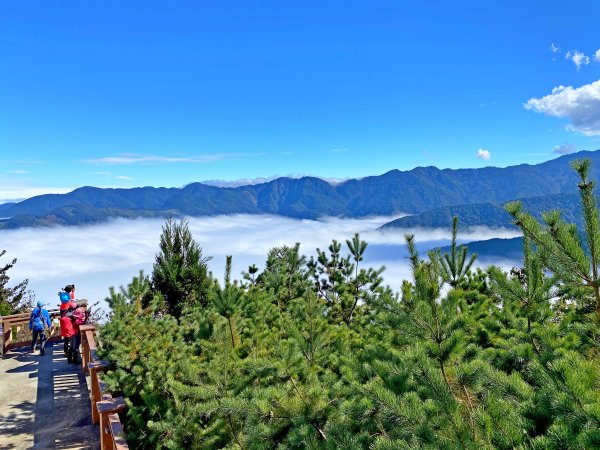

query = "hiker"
[
  {"left": 59, "top": 284, "right": 75, "bottom": 318},
  {"left": 29, "top": 300, "right": 51, "bottom": 356},
  {"left": 59, "top": 305, "right": 75, "bottom": 360},
  {"left": 68, "top": 301, "right": 86, "bottom": 364},
  {"left": 58, "top": 284, "right": 75, "bottom": 354}
]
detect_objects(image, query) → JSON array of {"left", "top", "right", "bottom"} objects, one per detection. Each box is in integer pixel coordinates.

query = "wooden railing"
[
  {"left": 0, "top": 309, "right": 130, "bottom": 449},
  {"left": 80, "top": 324, "right": 129, "bottom": 450},
  {"left": 1, "top": 306, "right": 80, "bottom": 355}
]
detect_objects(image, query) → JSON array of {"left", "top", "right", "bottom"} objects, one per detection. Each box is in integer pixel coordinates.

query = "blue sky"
[{"left": 1, "top": 0, "right": 600, "bottom": 201}]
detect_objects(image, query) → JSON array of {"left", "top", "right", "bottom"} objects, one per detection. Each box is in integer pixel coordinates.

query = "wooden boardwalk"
[{"left": 0, "top": 342, "right": 99, "bottom": 450}]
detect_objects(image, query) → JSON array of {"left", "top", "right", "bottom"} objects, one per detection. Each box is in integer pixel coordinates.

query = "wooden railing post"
[
  {"left": 81, "top": 327, "right": 89, "bottom": 372},
  {"left": 2, "top": 319, "right": 12, "bottom": 356},
  {"left": 108, "top": 413, "right": 129, "bottom": 450},
  {"left": 79, "top": 324, "right": 96, "bottom": 374},
  {"left": 88, "top": 361, "right": 110, "bottom": 424},
  {"left": 97, "top": 397, "right": 126, "bottom": 450}
]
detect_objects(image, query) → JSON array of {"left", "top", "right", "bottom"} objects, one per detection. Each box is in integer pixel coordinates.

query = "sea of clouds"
[{"left": 1, "top": 215, "right": 521, "bottom": 311}]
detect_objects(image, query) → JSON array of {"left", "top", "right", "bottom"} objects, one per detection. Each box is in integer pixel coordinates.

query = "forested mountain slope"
[{"left": 381, "top": 192, "right": 582, "bottom": 230}]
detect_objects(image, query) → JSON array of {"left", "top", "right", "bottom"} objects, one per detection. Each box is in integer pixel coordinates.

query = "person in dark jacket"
[
  {"left": 29, "top": 300, "right": 51, "bottom": 356},
  {"left": 65, "top": 301, "right": 86, "bottom": 364}
]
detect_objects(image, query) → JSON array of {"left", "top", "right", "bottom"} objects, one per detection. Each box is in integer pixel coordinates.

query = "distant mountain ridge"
[
  {"left": 380, "top": 192, "right": 583, "bottom": 230},
  {"left": 1, "top": 150, "right": 598, "bottom": 229},
  {"left": 440, "top": 237, "right": 524, "bottom": 262}
]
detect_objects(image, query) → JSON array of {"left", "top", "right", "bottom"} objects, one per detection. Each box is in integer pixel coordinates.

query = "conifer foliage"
[
  {"left": 151, "top": 217, "right": 212, "bottom": 317},
  {"left": 0, "top": 249, "right": 31, "bottom": 315},
  {"left": 99, "top": 160, "right": 600, "bottom": 449}
]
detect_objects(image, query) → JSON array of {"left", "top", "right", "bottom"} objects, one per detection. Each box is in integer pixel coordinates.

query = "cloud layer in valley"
[{"left": 1, "top": 215, "right": 521, "bottom": 310}]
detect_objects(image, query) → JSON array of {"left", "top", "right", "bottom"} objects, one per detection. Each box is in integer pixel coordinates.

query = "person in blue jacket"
[{"left": 29, "top": 300, "right": 51, "bottom": 356}]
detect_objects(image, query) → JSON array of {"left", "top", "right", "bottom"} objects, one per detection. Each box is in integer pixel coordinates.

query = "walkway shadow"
[
  {"left": 0, "top": 399, "right": 35, "bottom": 449},
  {"left": 1, "top": 342, "right": 99, "bottom": 449},
  {"left": 4, "top": 348, "right": 40, "bottom": 376}
]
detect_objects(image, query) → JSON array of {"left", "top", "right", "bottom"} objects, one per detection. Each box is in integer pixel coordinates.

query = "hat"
[
  {"left": 70, "top": 301, "right": 77, "bottom": 309},
  {"left": 36, "top": 300, "right": 44, "bottom": 308}
]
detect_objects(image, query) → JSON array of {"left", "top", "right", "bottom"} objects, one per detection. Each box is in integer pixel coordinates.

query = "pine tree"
[
  {"left": 106, "top": 270, "right": 155, "bottom": 314},
  {"left": 0, "top": 249, "right": 31, "bottom": 315},
  {"left": 211, "top": 256, "right": 245, "bottom": 349},
  {"left": 429, "top": 216, "right": 477, "bottom": 288},
  {"left": 506, "top": 159, "right": 600, "bottom": 319},
  {"left": 258, "top": 243, "right": 311, "bottom": 311},
  {"left": 99, "top": 275, "right": 188, "bottom": 449},
  {"left": 308, "top": 235, "right": 384, "bottom": 325},
  {"left": 344, "top": 233, "right": 384, "bottom": 324},
  {"left": 308, "top": 239, "right": 352, "bottom": 308},
  {"left": 151, "top": 218, "right": 212, "bottom": 318},
  {"left": 488, "top": 237, "right": 554, "bottom": 332}
]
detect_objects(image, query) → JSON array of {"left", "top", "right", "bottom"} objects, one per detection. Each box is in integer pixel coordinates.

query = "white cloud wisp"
[
  {"left": 565, "top": 50, "right": 590, "bottom": 69},
  {"left": 85, "top": 153, "right": 259, "bottom": 165},
  {"left": 476, "top": 148, "right": 491, "bottom": 160},
  {"left": 553, "top": 143, "right": 576, "bottom": 155}
]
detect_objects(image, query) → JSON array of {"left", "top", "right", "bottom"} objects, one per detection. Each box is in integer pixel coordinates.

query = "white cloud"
[
  {"left": 565, "top": 50, "right": 590, "bottom": 69},
  {"left": 524, "top": 80, "right": 600, "bottom": 136},
  {"left": 553, "top": 143, "right": 576, "bottom": 155},
  {"left": 332, "top": 147, "right": 348, "bottom": 153},
  {"left": 1, "top": 215, "right": 520, "bottom": 311},
  {"left": 92, "top": 171, "right": 135, "bottom": 181},
  {"left": 550, "top": 43, "right": 560, "bottom": 53},
  {"left": 201, "top": 174, "right": 351, "bottom": 188},
  {"left": 8, "top": 170, "right": 28, "bottom": 174},
  {"left": 476, "top": 148, "right": 491, "bottom": 160},
  {"left": 0, "top": 184, "right": 74, "bottom": 203},
  {"left": 320, "top": 177, "right": 350, "bottom": 185},
  {"left": 595, "top": 49, "right": 600, "bottom": 62},
  {"left": 85, "top": 153, "right": 258, "bottom": 165},
  {"left": 201, "top": 176, "right": 285, "bottom": 187}
]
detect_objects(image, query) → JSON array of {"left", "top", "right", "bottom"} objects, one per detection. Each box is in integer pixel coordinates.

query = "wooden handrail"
[
  {"left": 0, "top": 307, "right": 130, "bottom": 448},
  {"left": 1, "top": 310, "right": 64, "bottom": 355},
  {"left": 80, "top": 325, "right": 130, "bottom": 449},
  {"left": 0, "top": 300, "right": 88, "bottom": 322},
  {"left": 1, "top": 302, "right": 88, "bottom": 356}
]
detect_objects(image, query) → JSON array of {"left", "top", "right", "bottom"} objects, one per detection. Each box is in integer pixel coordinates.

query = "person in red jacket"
[{"left": 59, "top": 309, "right": 76, "bottom": 361}]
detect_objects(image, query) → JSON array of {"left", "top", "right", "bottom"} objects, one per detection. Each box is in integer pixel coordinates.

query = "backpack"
[
  {"left": 59, "top": 291, "right": 71, "bottom": 304},
  {"left": 31, "top": 308, "right": 46, "bottom": 332},
  {"left": 72, "top": 308, "right": 86, "bottom": 326}
]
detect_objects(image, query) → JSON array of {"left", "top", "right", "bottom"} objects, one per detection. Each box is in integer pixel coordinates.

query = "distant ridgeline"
[
  {"left": 382, "top": 191, "right": 586, "bottom": 262},
  {"left": 380, "top": 192, "right": 583, "bottom": 230},
  {"left": 0, "top": 151, "right": 598, "bottom": 251}
]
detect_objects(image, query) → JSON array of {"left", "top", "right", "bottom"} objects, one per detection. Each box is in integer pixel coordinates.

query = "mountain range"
[{"left": 1, "top": 150, "right": 598, "bottom": 231}]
